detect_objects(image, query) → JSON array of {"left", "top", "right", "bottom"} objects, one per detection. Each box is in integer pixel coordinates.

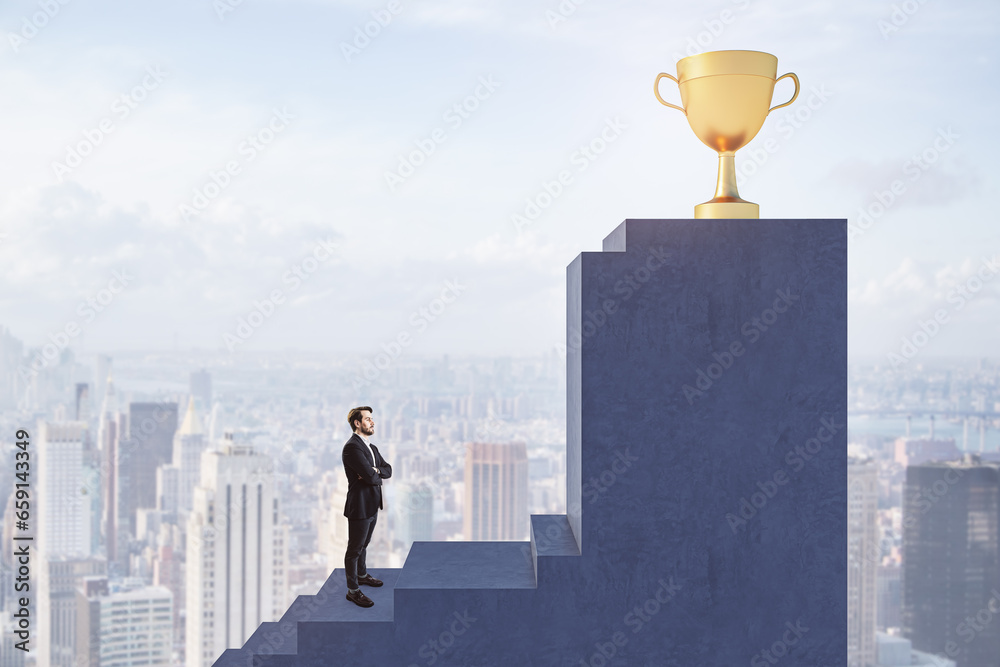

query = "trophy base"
[{"left": 694, "top": 201, "right": 760, "bottom": 219}]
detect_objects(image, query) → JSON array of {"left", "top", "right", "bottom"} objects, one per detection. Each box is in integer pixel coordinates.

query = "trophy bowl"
[{"left": 655, "top": 50, "right": 799, "bottom": 219}]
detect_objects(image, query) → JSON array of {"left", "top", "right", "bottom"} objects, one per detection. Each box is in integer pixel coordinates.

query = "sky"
[{"left": 0, "top": 0, "right": 997, "bottom": 364}]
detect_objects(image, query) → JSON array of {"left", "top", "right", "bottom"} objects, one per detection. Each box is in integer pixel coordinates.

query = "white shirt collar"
[{"left": 356, "top": 431, "right": 372, "bottom": 447}]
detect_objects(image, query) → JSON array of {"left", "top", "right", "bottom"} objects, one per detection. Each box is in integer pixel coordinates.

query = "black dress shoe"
[
  {"left": 357, "top": 574, "right": 383, "bottom": 587},
  {"left": 346, "top": 589, "right": 374, "bottom": 607}
]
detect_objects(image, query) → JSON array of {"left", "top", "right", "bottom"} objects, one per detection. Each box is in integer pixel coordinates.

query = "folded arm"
[
  {"left": 374, "top": 446, "right": 392, "bottom": 479},
  {"left": 343, "top": 444, "right": 382, "bottom": 486}
]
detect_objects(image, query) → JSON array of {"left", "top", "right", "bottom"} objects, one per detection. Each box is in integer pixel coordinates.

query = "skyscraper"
[
  {"left": 115, "top": 402, "right": 178, "bottom": 559},
  {"left": 173, "top": 397, "right": 206, "bottom": 514},
  {"left": 463, "top": 441, "right": 528, "bottom": 541},
  {"left": 396, "top": 481, "right": 434, "bottom": 547},
  {"left": 902, "top": 455, "right": 1000, "bottom": 667},
  {"left": 38, "top": 422, "right": 91, "bottom": 558},
  {"left": 848, "top": 455, "right": 878, "bottom": 667},
  {"left": 76, "top": 577, "right": 173, "bottom": 667},
  {"left": 157, "top": 397, "right": 207, "bottom": 520},
  {"left": 877, "top": 562, "right": 901, "bottom": 631},
  {"left": 186, "top": 439, "right": 288, "bottom": 667},
  {"left": 316, "top": 470, "right": 349, "bottom": 572},
  {"left": 38, "top": 558, "right": 107, "bottom": 667},
  {"left": 74, "top": 382, "right": 90, "bottom": 422},
  {"left": 37, "top": 420, "right": 104, "bottom": 667}
]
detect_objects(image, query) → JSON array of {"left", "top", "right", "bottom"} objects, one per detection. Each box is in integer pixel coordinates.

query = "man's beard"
[{"left": 362, "top": 424, "right": 374, "bottom": 436}]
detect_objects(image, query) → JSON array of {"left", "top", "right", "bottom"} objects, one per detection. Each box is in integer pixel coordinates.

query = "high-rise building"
[
  {"left": 151, "top": 541, "right": 185, "bottom": 650},
  {"left": 74, "top": 382, "right": 90, "bottom": 422},
  {"left": 403, "top": 451, "right": 440, "bottom": 481},
  {"left": 876, "top": 632, "right": 957, "bottom": 667},
  {"left": 156, "top": 465, "right": 181, "bottom": 517},
  {"left": 76, "top": 577, "right": 173, "bottom": 667},
  {"left": 848, "top": 455, "right": 878, "bottom": 667},
  {"left": 396, "top": 481, "right": 434, "bottom": 547},
  {"left": 876, "top": 563, "right": 901, "bottom": 631},
  {"left": 902, "top": 455, "right": 1000, "bottom": 667},
  {"left": 38, "top": 422, "right": 91, "bottom": 558},
  {"left": 156, "top": 397, "right": 205, "bottom": 521},
  {"left": 96, "top": 373, "right": 131, "bottom": 568},
  {"left": 0, "top": 618, "right": 26, "bottom": 667},
  {"left": 463, "top": 441, "right": 528, "bottom": 541},
  {"left": 316, "top": 471, "right": 349, "bottom": 572},
  {"left": 185, "top": 440, "right": 288, "bottom": 667},
  {"left": 894, "top": 437, "right": 960, "bottom": 467},
  {"left": 37, "top": 420, "right": 103, "bottom": 667},
  {"left": 173, "top": 397, "right": 206, "bottom": 515},
  {"left": 38, "top": 557, "right": 106, "bottom": 667},
  {"left": 115, "top": 402, "right": 178, "bottom": 557}
]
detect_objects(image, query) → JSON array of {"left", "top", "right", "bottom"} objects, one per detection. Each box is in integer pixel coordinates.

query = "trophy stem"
[
  {"left": 713, "top": 151, "right": 741, "bottom": 201},
  {"left": 695, "top": 151, "right": 760, "bottom": 219}
]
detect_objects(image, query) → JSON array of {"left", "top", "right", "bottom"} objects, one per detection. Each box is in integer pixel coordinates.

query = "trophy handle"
[
  {"left": 654, "top": 73, "right": 685, "bottom": 113},
  {"left": 768, "top": 72, "right": 800, "bottom": 113}
]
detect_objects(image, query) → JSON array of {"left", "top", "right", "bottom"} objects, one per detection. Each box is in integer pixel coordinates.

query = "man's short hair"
[{"left": 347, "top": 406, "right": 373, "bottom": 431}]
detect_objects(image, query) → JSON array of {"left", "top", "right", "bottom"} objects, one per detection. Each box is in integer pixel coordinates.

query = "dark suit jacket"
[{"left": 342, "top": 433, "right": 392, "bottom": 520}]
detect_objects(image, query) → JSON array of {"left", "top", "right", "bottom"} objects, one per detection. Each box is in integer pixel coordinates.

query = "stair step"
[
  {"left": 395, "top": 541, "right": 536, "bottom": 589},
  {"left": 530, "top": 514, "right": 580, "bottom": 557},
  {"left": 242, "top": 620, "right": 297, "bottom": 656},
  {"left": 284, "top": 568, "right": 400, "bottom": 623}
]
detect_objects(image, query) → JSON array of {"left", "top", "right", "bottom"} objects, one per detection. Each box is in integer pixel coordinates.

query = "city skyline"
[{"left": 2, "top": 344, "right": 999, "bottom": 664}]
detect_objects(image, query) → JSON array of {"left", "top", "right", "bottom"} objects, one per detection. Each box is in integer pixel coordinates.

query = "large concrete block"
[{"left": 218, "top": 218, "right": 846, "bottom": 667}]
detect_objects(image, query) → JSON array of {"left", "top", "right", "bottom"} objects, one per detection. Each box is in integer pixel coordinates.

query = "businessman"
[{"left": 342, "top": 405, "right": 392, "bottom": 608}]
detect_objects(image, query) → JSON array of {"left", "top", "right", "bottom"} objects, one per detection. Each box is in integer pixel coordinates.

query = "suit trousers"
[{"left": 345, "top": 512, "right": 378, "bottom": 590}]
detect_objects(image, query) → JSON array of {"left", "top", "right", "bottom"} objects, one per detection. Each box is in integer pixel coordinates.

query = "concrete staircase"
[{"left": 214, "top": 219, "right": 847, "bottom": 666}]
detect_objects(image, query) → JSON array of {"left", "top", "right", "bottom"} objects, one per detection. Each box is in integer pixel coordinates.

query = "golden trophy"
[{"left": 655, "top": 50, "right": 799, "bottom": 219}]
